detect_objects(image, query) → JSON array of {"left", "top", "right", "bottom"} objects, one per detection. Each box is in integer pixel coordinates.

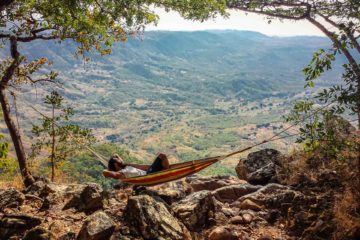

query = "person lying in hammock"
[{"left": 102, "top": 153, "right": 170, "bottom": 179}]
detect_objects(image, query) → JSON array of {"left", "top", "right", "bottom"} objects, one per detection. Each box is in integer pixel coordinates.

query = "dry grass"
[
  {"left": 278, "top": 150, "right": 317, "bottom": 185},
  {"left": 278, "top": 132, "right": 360, "bottom": 239},
  {"left": 0, "top": 174, "right": 24, "bottom": 190},
  {"left": 333, "top": 188, "right": 360, "bottom": 239}
]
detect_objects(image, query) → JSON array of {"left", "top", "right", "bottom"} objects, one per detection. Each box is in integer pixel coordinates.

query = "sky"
[{"left": 146, "top": 9, "right": 325, "bottom": 37}]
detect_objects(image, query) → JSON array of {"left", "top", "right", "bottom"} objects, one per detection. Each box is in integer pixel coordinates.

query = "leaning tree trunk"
[
  {"left": 0, "top": 36, "right": 35, "bottom": 187},
  {"left": 0, "top": 88, "right": 35, "bottom": 187}
]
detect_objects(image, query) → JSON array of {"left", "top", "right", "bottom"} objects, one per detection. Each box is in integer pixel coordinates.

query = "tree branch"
[
  {"left": 227, "top": 1, "right": 311, "bottom": 20},
  {"left": 234, "top": 8, "right": 309, "bottom": 20},
  {"left": 0, "top": 33, "right": 11, "bottom": 39},
  {"left": 31, "top": 28, "right": 51, "bottom": 35},
  {"left": 0, "top": 33, "right": 58, "bottom": 42},
  {"left": 17, "top": 35, "right": 58, "bottom": 42},
  {"left": 318, "top": 13, "right": 360, "bottom": 54},
  {"left": 306, "top": 16, "right": 360, "bottom": 78},
  {"left": 0, "top": 36, "right": 21, "bottom": 87}
]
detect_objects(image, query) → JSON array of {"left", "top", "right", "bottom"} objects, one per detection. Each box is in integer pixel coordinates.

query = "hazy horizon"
[
  {"left": 147, "top": 8, "right": 325, "bottom": 37},
  {"left": 144, "top": 29, "right": 326, "bottom": 38}
]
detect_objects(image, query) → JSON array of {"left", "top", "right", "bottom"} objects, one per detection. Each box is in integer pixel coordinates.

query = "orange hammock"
[
  {"left": 121, "top": 156, "right": 221, "bottom": 186},
  {"left": 89, "top": 132, "right": 297, "bottom": 186}
]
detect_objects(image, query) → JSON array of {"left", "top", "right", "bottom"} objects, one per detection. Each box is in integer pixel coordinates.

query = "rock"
[
  {"left": 212, "top": 184, "right": 261, "bottom": 203},
  {"left": 214, "top": 211, "right": 228, "bottom": 223},
  {"left": 241, "top": 212, "right": 254, "bottom": 224},
  {"left": 258, "top": 235, "right": 273, "bottom": 240},
  {"left": 237, "top": 199, "right": 263, "bottom": 211},
  {"left": 63, "top": 183, "right": 104, "bottom": 212},
  {"left": 235, "top": 183, "right": 297, "bottom": 210},
  {"left": 0, "top": 188, "right": 25, "bottom": 210},
  {"left": 229, "top": 215, "right": 244, "bottom": 224},
  {"left": 137, "top": 180, "right": 190, "bottom": 204},
  {"left": 48, "top": 219, "right": 74, "bottom": 239},
  {"left": 23, "top": 226, "right": 52, "bottom": 240},
  {"left": 220, "top": 206, "right": 238, "bottom": 217},
  {"left": 188, "top": 176, "right": 247, "bottom": 192},
  {"left": 208, "top": 226, "right": 238, "bottom": 240},
  {"left": 264, "top": 210, "right": 280, "bottom": 224},
  {"left": 80, "top": 183, "right": 104, "bottom": 211},
  {"left": 172, "top": 190, "right": 214, "bottom": 231},
  {"left": 0, "top": 214, "right": 42, "bottom": 239},
  {"left": 236, "top": 149, "right": 282, "bottom": 185},
  {"left": 124, "top": 195, "right": 185, "bottom": 240},
  {"left": 25, "top": 180, "right": 47, "bottom": 196},
  {"left": 78, "top": 211, "right": 115, "bottom": 240}
]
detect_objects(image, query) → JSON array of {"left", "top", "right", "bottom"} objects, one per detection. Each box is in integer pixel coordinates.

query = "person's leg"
[{"left": 147, "top": 153, "right": 169, "bottom": 173}]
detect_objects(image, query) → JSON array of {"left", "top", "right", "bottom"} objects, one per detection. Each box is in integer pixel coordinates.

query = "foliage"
[
  {"left": 0, "top": 134, "right": 9, "bottom": 158},
  {"left": 226, "top": 0, "right": 360, "bottom": 124},
  {"left": 31, "top": 91, "right": 95, "bottom": 181},
  {"left": 285, "top": 101, "right": 355, "bottom": 161},
  {"left": 1, "top": 0, "right": 226, "bottom": 55},
  {"left": 0, "top": 134, "right": 16, "bottom": 179}
]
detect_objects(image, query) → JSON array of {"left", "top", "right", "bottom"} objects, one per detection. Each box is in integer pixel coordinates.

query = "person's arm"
[
  {"left": 125, "top": 163, "right": 150, "bottom": 171},
  {"left": 102, "top": 170, "right": 126, "bottom": 179}
]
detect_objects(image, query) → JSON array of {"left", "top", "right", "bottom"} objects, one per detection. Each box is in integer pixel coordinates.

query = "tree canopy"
[{"left": 226, "top": 0, "right": 360, "bottom": 126}]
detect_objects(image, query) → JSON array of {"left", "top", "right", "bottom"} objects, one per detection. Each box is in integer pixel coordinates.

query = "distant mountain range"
[{"left": 1, "top": 30, "right": 344, "bottom": 107}]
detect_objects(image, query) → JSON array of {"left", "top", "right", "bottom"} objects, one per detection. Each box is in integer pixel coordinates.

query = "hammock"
[
  {"left": 89, "top": 142, "right": 263, "bottom": 186},
  {"left": 121, "top": 156, "right": 220, "bottom": 186},
  {"left": 88, "top": 131, "right": 298, "bottom": 186}
]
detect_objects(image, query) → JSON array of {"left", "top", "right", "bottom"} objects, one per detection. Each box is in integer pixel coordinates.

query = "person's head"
[{"left": 108, "top": 154, "right": 125, "bottom": 171}]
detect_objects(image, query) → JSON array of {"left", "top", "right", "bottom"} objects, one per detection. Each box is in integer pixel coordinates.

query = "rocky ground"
[{"left": 0, "top": 149, "right": 358, "bottom": 240}]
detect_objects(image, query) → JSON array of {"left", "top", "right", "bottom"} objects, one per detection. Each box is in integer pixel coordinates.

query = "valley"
[{"left": 1, "top": 30, "right": 344, "bottom": 175}]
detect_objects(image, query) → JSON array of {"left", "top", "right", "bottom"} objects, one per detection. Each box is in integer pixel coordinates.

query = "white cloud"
[{"left": 146, "top": 9, "right": 324, "bottom": 37}]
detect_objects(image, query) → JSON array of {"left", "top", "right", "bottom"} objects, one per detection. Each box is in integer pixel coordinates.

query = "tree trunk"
[
  {"left": 51, "top": 105, "right": 56, "bottom": 182},
  {"left": 0, "top": 87, "right": 35, "bottom": 187},
  {"left": 0, "top": 36, "right": 34, "bottom": 187}
]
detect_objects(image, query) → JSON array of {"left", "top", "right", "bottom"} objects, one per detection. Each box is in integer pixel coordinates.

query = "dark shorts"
[{"left": 146, "top": 156, "right": 164, "bottom": 174}]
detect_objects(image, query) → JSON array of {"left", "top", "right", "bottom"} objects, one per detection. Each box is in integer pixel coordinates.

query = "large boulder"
[
  {"left": 63, "top": 183, "right": 104, "bottom": 212},
  {"left": 124, "top": 195, "right": 186, "bottom": 240},
  {"left": 25, "top": 180, "right": 47, "bottom": 196},
  {"left": 78, "top": 211, "right": 115, "bottom": 240},
  {"left": 0, "top": 214, "right": 42, "bottom": 239},
  {"left": 172, "top": 190, "right": 214, "bottom": 231},
  {"left": 236, "top": 149, "right": 282, "bottom": 185},
  {"left": 212, "top": 184, "right": 261, "bottom": 203},
  {"left": 0, "top": 188, "right": 25, "bottom": 210}
]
